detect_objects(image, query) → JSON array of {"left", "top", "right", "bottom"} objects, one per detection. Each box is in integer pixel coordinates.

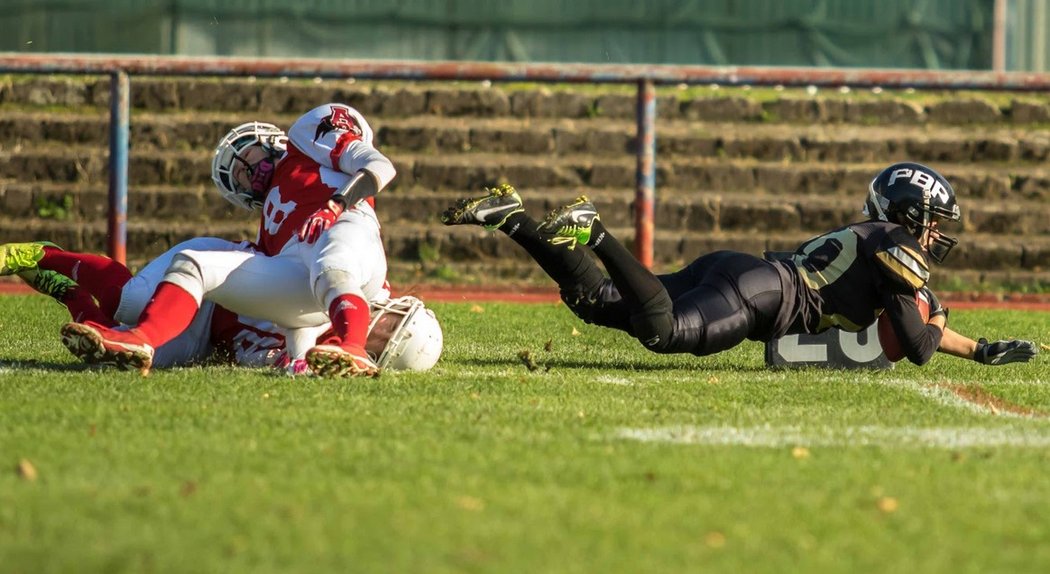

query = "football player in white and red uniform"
[
  {"left": 1, "top": 237, "right": 441, "bottom": 373},
  {"left": 59, "top": 103, "right": 408, "bottom": 376},
  {"left": 3, "top": 237, "right": 294, "bottom": 370}
]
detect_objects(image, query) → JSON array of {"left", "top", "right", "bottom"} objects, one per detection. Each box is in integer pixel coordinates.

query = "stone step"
[
  {"left": 1, "top": 216, "right": 1043, "bottom": 274},
  {"left": 5, "top": 182, "right": 1048, "bottom": 237},
  {"left": 4, "top": 146, "right": 1049, "bottom": 203},
  {"left": 382, "top": 222, "right": 1050, "bottom": 272},
  {"left": 6, "top": 76, "right": 1050, "bottom": 126},
  {"left": 4, "top": 111, "right": 1050, "bottom": 167}
]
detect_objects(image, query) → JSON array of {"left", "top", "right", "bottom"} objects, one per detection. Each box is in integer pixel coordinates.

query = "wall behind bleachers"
[{"left": 0, "top": 0, "right": 1001, "bottom": 69}]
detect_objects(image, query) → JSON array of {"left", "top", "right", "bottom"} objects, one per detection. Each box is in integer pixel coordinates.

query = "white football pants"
[{"left": 142, "top": 209, "right": 386, "bottom": 354}]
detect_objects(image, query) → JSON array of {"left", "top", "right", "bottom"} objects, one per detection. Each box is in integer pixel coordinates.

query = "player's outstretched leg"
[
  {"left": 540, "top": 196, "right": 675, "bottom": 351},
  {"left": 0, "top": 241, "right": 60, "bottom": 275},
  {"left": 440, "top": 185, "right": 608, "bottom": 303},
  {"left": 305, "top": 344, "right": 379, "bottom": 378},
  {"left": 18, "top": 269, "right": 117, "bottom": 325},
  {"left": 60, "top": 322, "right": 155, "bottom": 375}
]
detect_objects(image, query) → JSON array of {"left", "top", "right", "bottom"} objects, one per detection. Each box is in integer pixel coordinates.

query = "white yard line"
[
  {"left": 613, "top": 378, "right": 1050, "bottom": 449},
  {"left": 594, "top": 375, "right": 634, "bottom": 386},
  {"left": 614, "top": 424, "right": 1050, "bottom": 449}
]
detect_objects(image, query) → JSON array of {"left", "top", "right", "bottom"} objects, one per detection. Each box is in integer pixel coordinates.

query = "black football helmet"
[{"left": 863, "top": 162, "right": 962, "bottom": 263}]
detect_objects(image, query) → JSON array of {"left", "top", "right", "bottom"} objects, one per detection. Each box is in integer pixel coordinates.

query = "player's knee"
[
  {"left": 631, "top": 294, "right": 675, "bottom": 353},
  {"left": 162, "top": 255, "right": 206, "bottom": 301},
  {"left": 561, "top": 289, "right": 598, "bottom": 323},
  {"left": 632, "top": 312, "right": 675, "bottom": 353},
  {"left": 314, "top": 268, "right": 361, "bottom": 309}
]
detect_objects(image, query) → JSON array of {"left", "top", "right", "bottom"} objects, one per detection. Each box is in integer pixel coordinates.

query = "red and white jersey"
[
  {"left": 208, "top": 305, "right": 287, "bottom": 367},
  {"left": 256, "top": 103, "right": 396, "bottom": 256}
]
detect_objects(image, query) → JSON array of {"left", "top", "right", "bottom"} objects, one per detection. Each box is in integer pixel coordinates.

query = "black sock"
[{"left": 497, "top": 212, "right": 605, "bottom": 293}]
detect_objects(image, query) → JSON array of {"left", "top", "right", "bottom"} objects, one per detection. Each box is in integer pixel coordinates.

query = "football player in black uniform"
[{"left": 441, "top": 162, "right": 1038, "bottom": 366}]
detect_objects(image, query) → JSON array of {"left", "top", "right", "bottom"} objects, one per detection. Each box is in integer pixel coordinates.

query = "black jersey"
[{"left": 771, "top": 220, "right": 943, "bottom": 364}]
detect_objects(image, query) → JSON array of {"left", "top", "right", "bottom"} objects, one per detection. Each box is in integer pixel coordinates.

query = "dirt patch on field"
[{"left": 937, "top": 383, "right": 1049, "bottom": 418}]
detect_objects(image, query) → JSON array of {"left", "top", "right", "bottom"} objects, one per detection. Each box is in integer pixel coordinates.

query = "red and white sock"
[
  {"left": 328, "top": 294, "right": 370, "bottom": 353},
  {"left": 133, "top": 282, "right": 200, "bottom": 348},
  {"left": 39, "top": 247, "right": 132, "bottom": 318},
  {"left": 63, "top": 286, "right": 117, "bottom": 326}
]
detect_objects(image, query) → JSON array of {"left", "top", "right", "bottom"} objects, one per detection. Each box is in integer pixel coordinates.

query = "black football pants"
[{"left": 498, "top": 213, "right": 783, "bottom": 356}]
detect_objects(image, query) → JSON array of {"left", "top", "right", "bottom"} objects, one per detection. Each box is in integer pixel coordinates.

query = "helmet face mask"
[
  {"left": 366, "top": 296, "right": 443, "bottom": 371},
  {"left": 864, "top": 162, "right": 962, "bottom": 264},
  {"left": 211, "top": 122, "right": 287, "bottom": 210}
]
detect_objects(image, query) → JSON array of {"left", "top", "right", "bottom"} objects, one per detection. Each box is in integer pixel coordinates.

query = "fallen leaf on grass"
[
  {"left": 180, "top": 480, "right": 198, "bottom": 497},
  {"left": 16, "top": 459, "right": 37, "bottom": 481},
  {"left": 544, "top": 339, "right": 553, "bottom": 352},
  {"left": 571, "top": 327, "right": 581, "bottom": 336},
  {"left": 876, "top": 496, "right": 899, "bottom": 514},
  {"left": 456, "top": 496, "right": 485, "bottom": 512},
  {"left": 791, "top": 446, "right": 810, "bottom": 459},
  {"left": 469, "top": 305, "right": 485, "bottom": 314},
  {"left": 704, "top": 531, "right": 726, "bottom": 548}
]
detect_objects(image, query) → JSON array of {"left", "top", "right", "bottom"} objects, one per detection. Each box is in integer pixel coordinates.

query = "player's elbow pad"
[
  {"left": 339, "top": 146, "right": 395, "bottom": 190},
  {"left": 905, "top": 324, "right": 942, "bottom": 365}
]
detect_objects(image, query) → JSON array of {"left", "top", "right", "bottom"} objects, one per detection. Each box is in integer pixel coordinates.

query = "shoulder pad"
[{"left": 873, "top": 225, "right": 930, "bottom": 290}]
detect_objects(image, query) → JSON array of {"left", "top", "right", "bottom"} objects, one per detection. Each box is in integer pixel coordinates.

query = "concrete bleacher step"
[
  {"left": 0, "top": 212, "right": 1044, "bottom": 287},
  {"left": 382, "top": 221, "right": 1050, "bottom": 273},
  {"left": 5, "top": 111, "right": 1050, "bottom": 168},
  {"left": 6, "top": 180, "right": 1048, "bottom": 240},
  {"left": 6, "top": 144, "right": 1048, "bottom": 207},
  {"left": 8, "top": 76, "right": 1050, "bottom": 127}
]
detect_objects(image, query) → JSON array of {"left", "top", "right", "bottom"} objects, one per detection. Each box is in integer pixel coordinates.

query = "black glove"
[
  {"left": 974, "top": 338, "right": 1039, "bottom": 365},
  {"left": 919, "top": 286, "right": 947, "bottom": 320}
]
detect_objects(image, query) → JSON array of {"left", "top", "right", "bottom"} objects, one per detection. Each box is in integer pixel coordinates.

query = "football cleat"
[
  {"left": 440, "top": 183, "right": 524, "bottom": 230},
  {"left": 305, "top": 344, "right": 380, "bottom": 378},
  {"left": 537, "top": 195, "right": 600, "bottom": 250},
  {"left": 19, "top": 269, "right": 76, "bottom": 301},
  {"left": 60, "top": 322, "right": 155, "bottom": 375},
  {"left": 0, "top": 241, "right": 59, "bottom": 275}
]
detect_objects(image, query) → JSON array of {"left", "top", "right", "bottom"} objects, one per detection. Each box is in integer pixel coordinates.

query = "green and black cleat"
[{"left": 537, "top": 196, "right": 600, "bottom": 250}]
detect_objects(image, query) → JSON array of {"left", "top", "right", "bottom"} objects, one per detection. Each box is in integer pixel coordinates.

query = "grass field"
[{"left": 1, "top": 295, "right": 1048, "bottom": 574}]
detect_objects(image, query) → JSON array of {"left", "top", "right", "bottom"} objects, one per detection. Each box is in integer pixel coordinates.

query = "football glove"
[
  {"left": 298, "top": 199, "right": 345, "bottom": 245},
  {"left": 919, "top": 286, "right": 948, "bottom": 320},
  {"left": 974, "top": 338, "right": 1039, "bottom": 365}
]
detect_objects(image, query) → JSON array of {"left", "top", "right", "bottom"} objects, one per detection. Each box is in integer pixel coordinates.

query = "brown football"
[{"left": 877, "top": 291, "right": 931, "bottom": 362}]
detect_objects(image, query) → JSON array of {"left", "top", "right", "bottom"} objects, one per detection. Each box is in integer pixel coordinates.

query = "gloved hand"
[
  {"left": 974, "top": 338, "right": 1039, "bottom": 365},
  {"left": 919, "top": 286, "right": 948, "bottom": 320},
  {"left": 298, "top": 199, "right": 345, "bottom": 245}
]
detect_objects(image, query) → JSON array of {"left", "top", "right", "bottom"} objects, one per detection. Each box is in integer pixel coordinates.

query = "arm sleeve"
[
  {"left": 881, "top": 290, "right": 943, "bottom": 365},
  {"left": 286, "top": 103, "right": 396, "bottom": 191}
]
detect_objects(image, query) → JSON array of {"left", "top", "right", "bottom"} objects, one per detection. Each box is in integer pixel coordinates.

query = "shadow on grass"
[
  {"left": 0, "top": 359, "right": 102, "bottom": 372},
  {"left": 458, "top": 357, "right": 768, "bottom": 372}
]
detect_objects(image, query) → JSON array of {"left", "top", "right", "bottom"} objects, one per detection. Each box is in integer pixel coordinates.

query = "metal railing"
[{"left": 3, "top": 53, "right": 1050, "bottom": 267}]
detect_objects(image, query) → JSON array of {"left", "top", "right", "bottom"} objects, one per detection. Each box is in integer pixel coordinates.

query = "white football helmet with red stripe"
[{"left": 367, "top": 296, "right": 443, "bottom": 371}]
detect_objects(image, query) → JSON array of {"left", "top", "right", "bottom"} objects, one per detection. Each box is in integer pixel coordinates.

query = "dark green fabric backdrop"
[{"left": 0, "top": 0, "right": 996, "bottom": 69}]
